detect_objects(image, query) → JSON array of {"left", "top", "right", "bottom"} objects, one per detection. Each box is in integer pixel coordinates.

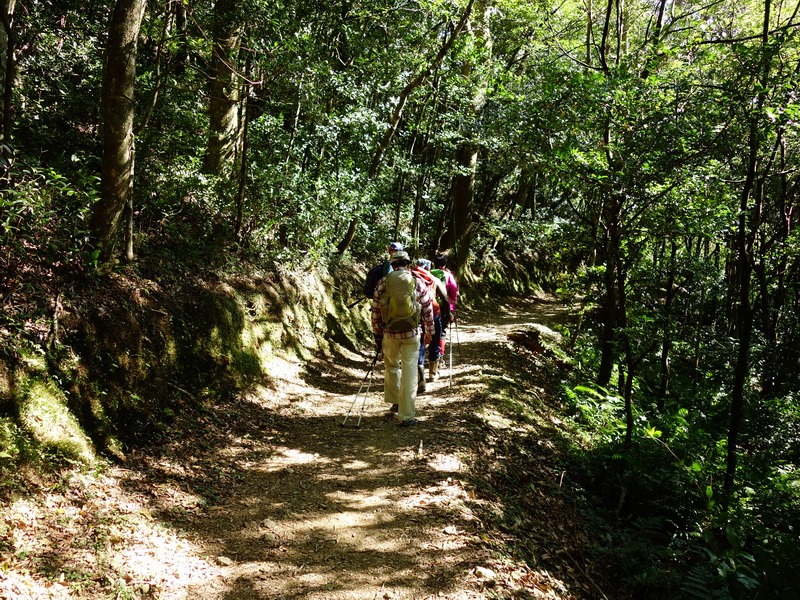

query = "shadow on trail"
[
  {"left": 117, "top": 295, "right": 588, "bottom": 599},
  {"left": 301, "top": 349, "right": 378, "bottom": 396},
  {"left": 191, "top": 422, "right": 467, "bottom": 597},
  {"left": 118, "top": 370, "right": 479, "bottom": 595}
]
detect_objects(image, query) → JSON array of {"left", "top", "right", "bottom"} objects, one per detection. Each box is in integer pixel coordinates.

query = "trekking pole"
[
  {"left": 341, "top": 351, "right": 381, "bottom": 428},
  {"left": 448, "top": 326, "right": 454, "bottom": 387},
  {"left": 348, "top": 297, "right": 366, "bottom": 308},
  {"left": 456, "top": 312, "right": 464, "bottom": 364},
  {"left": 450, "top": 312, "right": 464, "bottom": 387}
]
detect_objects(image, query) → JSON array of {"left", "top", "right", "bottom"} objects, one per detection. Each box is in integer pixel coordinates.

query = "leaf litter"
[{"left": 1, "top": 295, "right": 607, "bottom": 599}]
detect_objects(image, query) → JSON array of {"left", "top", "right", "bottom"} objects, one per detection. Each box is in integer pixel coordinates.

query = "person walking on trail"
[
  {"left": 371, "top": 250, "right": 435, "bottom": 426},
  {"left": 362, "top": 241, "right": 403, "bottom": 302},
  {"left": 430, "top": 254, "right": 459, "bottom": 363},
  {"left": 412, "top": 258, "right": 448, "bottom": 387}
]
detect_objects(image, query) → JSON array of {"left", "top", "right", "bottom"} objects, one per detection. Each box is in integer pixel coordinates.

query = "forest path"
[
  {"left": 174, "top": 295, "right": 579, "bottom": 600},
  {"left": 0, "top": 295, "right": 587, "bottom": 600}
]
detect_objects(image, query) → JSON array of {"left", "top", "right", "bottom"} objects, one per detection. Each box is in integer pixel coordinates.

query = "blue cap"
[{"left": 389, "top": 242, "right": 403, "bottom": 251}]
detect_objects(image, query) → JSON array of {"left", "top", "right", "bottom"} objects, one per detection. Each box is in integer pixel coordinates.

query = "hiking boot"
[
  {"left": 389, "top": 403, "right": 399, "bottom": 413},
  {"left": 400, "top": 418, "right": 418, "bottom": 427},
  {"left": 428, "top": 359, "right": 439, "bottom": 382},
  {"left": 417, "top": 365, "right": 426, "bottom": 394}
]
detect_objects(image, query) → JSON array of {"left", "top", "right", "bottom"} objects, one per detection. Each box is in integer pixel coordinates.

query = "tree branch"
[{"left": 367, "top": 0, "right": 475, "bottom": 179}]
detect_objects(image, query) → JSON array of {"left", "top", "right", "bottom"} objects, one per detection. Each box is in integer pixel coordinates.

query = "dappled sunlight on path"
[
  {"left": 0, "top": 295, "right": 587, "bottom": 600},
  {"left": 172, "top": 295, "right": 581, "bottom": 599}
]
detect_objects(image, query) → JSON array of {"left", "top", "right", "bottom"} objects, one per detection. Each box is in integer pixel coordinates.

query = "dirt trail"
[
  {"left": 1, "top": 296, "right": 585, "bottom": 600},
  {"left": 173, "top": 296, "right": 578, "bottom": 600}
]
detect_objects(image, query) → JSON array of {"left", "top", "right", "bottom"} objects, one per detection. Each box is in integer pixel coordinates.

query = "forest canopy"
[{"left": 1, "top": 0, "right": 800, "bottom": 597}]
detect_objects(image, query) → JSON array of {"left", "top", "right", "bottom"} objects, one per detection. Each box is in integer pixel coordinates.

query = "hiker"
[
  {"left": 412, "top": 258, "right": 448, "bottom": 386},
  {"left": 371, "top": 250, "right": 435, "bottom": 426},
  {"left": 430, "top": 254, "right": 458, "bottom": 363},
  {"left": 362, "top": 241, "right": 403, "bottom": 302}
]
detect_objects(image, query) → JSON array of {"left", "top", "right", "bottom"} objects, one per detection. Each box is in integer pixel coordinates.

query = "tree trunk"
[
  {"left": 585, "top": 0, "right": 592, "bottom": 68},
  {"left": 234, "top": 87, "right": 251, "bottom": 242},
  {"left": 173, "top": 0, "right": 189, "bottom": 73},
  {"left": 616, "top": 258, "right": 635, "bottom": 449},
  {"left": 123, "top": 194, "right": 134, "bottom": 262},
  {"left": 597, "top": 195, "right": 621, "bottom": 387},
  {"left": 724, "top": 0, "right": 772, "bottom": 506},
  {"left": 691, "top": 287, "right": 705, "bottom": 394},
  {"left": 335, "top": 218, "right": 358, "bottom": 254},
  {"left": 283, "top": 78, "right": 303, "bottom": 170},
  {"left": 595, "top": 0, "right": 624, "bottom": 386},
  {"left": 724, "top": 182, "right": 756, "bottom": 506},
  {"left": 91, "top": 0, "right": 147, "bottom": 263},
  {"left": 0, "top": 0, "right": 15, "bottom": 178},
  {"left": 204, "top": 0, "right": 242, "bottom": 176},
  {"left": 444, "top": 143, "right": 478, "bottom": 275},
  {"left": 438, "top": 2, "right": 491, "bottom": 276},
  {"left": 616, "top": 0, "right": 626, "bottom": 59},
  {"left": 657, "top": 240, "right": 677, "bottom": 411},
  {"left": 599, "top": 0, "right": 614, "bottom": 71}
]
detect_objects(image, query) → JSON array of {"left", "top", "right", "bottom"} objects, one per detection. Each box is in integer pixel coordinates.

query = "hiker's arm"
[
  {"left": 417, "top": 280, "right": 435, "bottom": 338},
  {"left": 446, "top": 274, "right": 458, "bottom": 308},
  {"left": 371, "top": 280, "right": 386, "bottom": 336}
]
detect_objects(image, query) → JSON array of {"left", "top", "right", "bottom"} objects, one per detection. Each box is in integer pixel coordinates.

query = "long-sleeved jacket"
[
  {"left": 430, "top": 267, "right": 458, "bottom": 312},
  {"left": 441, "top": 269, "right": 458, "bottom": 312}
]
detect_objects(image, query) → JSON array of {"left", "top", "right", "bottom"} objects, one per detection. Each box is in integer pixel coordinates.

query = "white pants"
[{"left": 382, "top": 336, "right": 419, "bottom": 421}]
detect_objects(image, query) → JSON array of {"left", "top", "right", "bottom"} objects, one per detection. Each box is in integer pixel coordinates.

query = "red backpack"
[{"left": 411, "top": 267, "right": 440, "bottom": 317}]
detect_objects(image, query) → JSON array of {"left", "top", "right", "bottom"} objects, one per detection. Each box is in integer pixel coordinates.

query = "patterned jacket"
[{"left": 371, "top": 266, "right": 435, "bottom": 339}]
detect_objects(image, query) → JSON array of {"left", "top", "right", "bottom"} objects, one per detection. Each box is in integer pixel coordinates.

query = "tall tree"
[
  {"left": 335, "top": 0, "right": 475, "bottom": 255},
  {"left": 90, "top": 0, "right": 147, "bottom": 263},
  {"left": 438, "top": 0, "right": 492, "bottom": 275},
  {"left": 203, "top": 0, "right": 243, "bottom": 176},
  {"left": 0, "top": 0, "right": 14, "bottom": 177}
]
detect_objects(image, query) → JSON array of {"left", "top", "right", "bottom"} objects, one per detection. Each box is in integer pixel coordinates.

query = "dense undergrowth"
[{"left": 558, "top": 371, "right": 800, "bottom": 598}]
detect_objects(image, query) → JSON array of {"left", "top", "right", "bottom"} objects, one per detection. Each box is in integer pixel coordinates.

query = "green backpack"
[
  {"left": 380, "top": 270, "right": 421, "bottom": 332},
  {"left": 430, "top": 268, "right": 445, "bottom": 283}
]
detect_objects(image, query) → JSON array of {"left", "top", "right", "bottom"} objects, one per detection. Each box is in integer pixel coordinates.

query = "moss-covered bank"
[{"left": 0, "top": 258, "right": 371, "bottom": 477}]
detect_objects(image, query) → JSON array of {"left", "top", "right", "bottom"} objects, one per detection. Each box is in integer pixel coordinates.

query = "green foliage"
[
  {"left": 564, "top": 384, "right": 626, "bottom": 443},
  {"left": 1, "top": 165, "right": 97, "bottom": 260},
  {"left": 1, "top": 164, "right": 99, "bottom": 356},
  {"left": 563, "top": 369, "right": 800, "bottom": 597},
  {"left": 3, "top": 0, "right": 800, "bottom": 598}
]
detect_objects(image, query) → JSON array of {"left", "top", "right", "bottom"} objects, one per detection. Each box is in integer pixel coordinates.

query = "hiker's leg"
[
  {"left": 429, "top": 359, "right": 439, "bottom": 381},
  {"left": 440, "top": 312, "right": 450, "bottom": 355},
  {"left": 398, "top": 337, "right": 419, "bottom": 421},
  {"left": 417, "top": 328, "right": 426, "bottom": 394},
  {"left": 427, "top": 316, "right": 442, "bottom": 381},
  {"left": 440, "top": 311, "right": 451, "bottom": 337},
  {"left": 383, "top": 337, "right": 401, "bottom": 407},
  {"left": 428, "top": 315, "right": 442, "bottom": 363}
]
